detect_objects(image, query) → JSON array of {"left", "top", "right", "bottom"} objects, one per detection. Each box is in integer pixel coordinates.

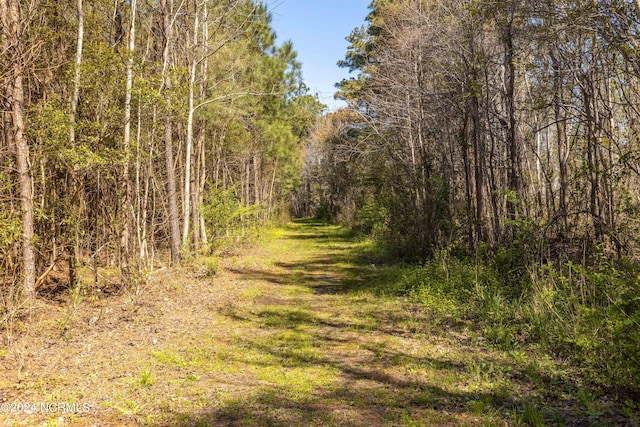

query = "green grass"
[
  {"left": 353, "top": 239, "right": 640, "bottom": 393},
  {"left": 4, "top": 219, "right": 638, "bottom": 427},
  {"left": 139, "top": 366, "right": 155, "bottom": 387}
]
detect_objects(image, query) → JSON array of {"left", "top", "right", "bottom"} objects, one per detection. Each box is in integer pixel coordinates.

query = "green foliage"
[
  {"left": 517, "top": 404, "right": 546, "bottom": 427},
  {"left": 29, "top": 99, "right": 110, "bottom": 170},
  {"left": 0, "top": 179, "right": 21, "bottom": 248},
  {"left": 492, "top": 245, "right": 529, "bottom": 296},
  {"left": 405, "top": 251, "right": 482, "bottom": 314},
  {"left": 196, "top": 256, "right": 219, "bottom": 278},
  {"left": 201, "top": 185, "right": 265, "bottom": 247},
  {"left": 522, "top": 258, "right": 640, "bottom": 389},
  {"left": 362, "top": 242, "right": 640, "bottom": 392},
  {"left": 202, "top": 185, "right": 243, "bottom": 237},
  {"left": 139, "top": 366, "right": 156, "bottom": 388},
  {"left": 352, "top": 194, "right": 389, "bottom": 234}
]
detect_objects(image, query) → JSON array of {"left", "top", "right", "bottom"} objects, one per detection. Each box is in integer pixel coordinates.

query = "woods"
[
  {"left": 0, "top": 0, "right": 321, "bottom": 297},
  {"left": 306, "top": 0, "right": 640, "bottom": 260},
  {"left": 1, "top": 1, "right": 640, "bottom": 424},
  {"left": 298, "top": 0, "right": 640, "bottom": 392}
]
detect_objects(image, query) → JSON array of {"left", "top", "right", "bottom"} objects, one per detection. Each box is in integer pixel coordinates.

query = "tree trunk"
[
  {"left": 121, "top": 0, "right": 137, "bottom": 282},
  {"left": 469, "top": 32, "right": 484, "bottom": 245},
  {"left": 198, "top": 128, "right": 208, "bottom": 245},
  {"left": 551, "top": 52, "right": 569, "bottom": 232},
  {"left": 182, "top": 0, "right": 199, "bottom": 249},
  {"left": 160, "top": 0, "right": 181, "bottom": 264},
  {"left": 503, "top": 19, "right": 519, "bottom": 231},
  {"left": 2, "top": 0, "right": 36, "bottom": 299},
  {"left": 68, "top": 0, "right": 84, "bottom": 287}
]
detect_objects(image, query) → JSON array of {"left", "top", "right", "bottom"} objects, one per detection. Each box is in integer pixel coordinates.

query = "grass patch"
[
  {"left": 353, "top": 242, "right": 640, "bottom": 394},
  {"left": 3, "top": 219, "right": 638, "bottom": 427},
  {"left": 257, "top": 307, "right": 316, "bottom": 329},
  {"left": 139, "top": 366, "right": 156, "bottom": 387},
  {"left": 255, "top": 366, "right": 338, "bottom": 401}
]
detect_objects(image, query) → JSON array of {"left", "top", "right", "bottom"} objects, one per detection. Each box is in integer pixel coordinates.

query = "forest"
[
  {"left": 296, "top": 0, "right": 640, "bottom": 395},
  {"left": 1, "top": 0, "right": 640, "bottom": 425},
  {"left": 1, "top": 0, "right": 321, "bottom": 295}
]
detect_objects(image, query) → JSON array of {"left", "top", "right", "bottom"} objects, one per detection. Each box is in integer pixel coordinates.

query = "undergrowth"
[{"left": 362, "top": 245, "right": 640, "bottom": 394}]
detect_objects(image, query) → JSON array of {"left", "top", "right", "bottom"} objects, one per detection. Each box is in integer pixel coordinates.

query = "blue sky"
[{"left": 266, "top": 0, "right": 371, "bottom": 112}]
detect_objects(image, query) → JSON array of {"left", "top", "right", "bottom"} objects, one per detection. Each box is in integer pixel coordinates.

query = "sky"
[{"left": 266, "top": 0, "right": 371, "bottom": 112}]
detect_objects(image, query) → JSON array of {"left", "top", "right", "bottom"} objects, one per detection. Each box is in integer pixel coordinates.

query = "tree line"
[
  {"left": 1, "top": 0, "right": 321, "bottom": 299},
  {"left": 300, "top": 0, "right": 640, "bottom": 263},
  {"left": 294, "top": 0, "right": 640, "bottom": 390}
]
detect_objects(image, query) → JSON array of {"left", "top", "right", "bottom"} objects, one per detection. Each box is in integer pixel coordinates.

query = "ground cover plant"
[{"left": 1, "top": 220, "right": 638, "bottom": 426}]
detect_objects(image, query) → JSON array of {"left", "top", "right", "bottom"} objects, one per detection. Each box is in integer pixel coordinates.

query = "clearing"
[{"left": 0, "top": 220, "right": 636, "bottom": 426}]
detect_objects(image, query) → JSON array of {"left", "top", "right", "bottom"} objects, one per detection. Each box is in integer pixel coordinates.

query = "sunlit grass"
[
  {"left": 255, "top": 366, "right": 338, "bottom": 401},
  {"left": 4, "top": 219, "right": 636, "bottom": 427}
]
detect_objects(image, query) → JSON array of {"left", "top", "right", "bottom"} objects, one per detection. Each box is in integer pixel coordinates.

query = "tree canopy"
[{"left": 1, "top": 0, "right": 323, "bottom": 293}]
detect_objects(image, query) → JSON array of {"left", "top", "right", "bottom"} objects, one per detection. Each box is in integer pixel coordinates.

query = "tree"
[
  {"left": 160, "top": 0, "right": 182, "bottom": 264},
  {"left": 120, "top": 0, "right": 137, "bottom": 282},
  {"left": 0, "top": 0, "right": 319, "bottom": 302},
  {"left": 325, "top": 0, "right": 640, "bottom": 259},
  {"left": 1, "top": 0, "right": 36, "bottom": 299}
]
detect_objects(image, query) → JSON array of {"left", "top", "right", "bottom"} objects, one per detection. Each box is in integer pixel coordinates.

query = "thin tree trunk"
[
  {"left": 121, "top": 0, "right": 137, "bottom": 281},
  {"left": 253, "top": 154, "right": 260, "bottom": 206},
  {"left": 69, "top": 0, "right": 84, "bottom": 146},
  {"left": 70, "top": 0, "right": 83, "bottom": 146},
  {"left": 191, "top": 127, "right": 201, "bottom": 248},
  {"left": 160, "top": 0, "right": 181, "bottom": 264},
  {"left": 503, "top": 20, "right": 519, "bottom": 229},
  {"left": 584, "top": 68, "right": 602, "bottom": 240},
  {"left": 198, "top": 0, "right": 209, "bottom": 246},
  {"left": 268, "top": 156, "right": 278, "bottom": 216},
  {"left": 552, "top": 53, "right": 569, "bottom": 232},
  {"left": 182, "top": 0, "right": 199, "bottom": 249},
  {"left": 460, "top": 115, "right": 475, "bottom": 246},
  {"left": 483, "top": 62, "right": 501, "bottom": 244},
  {"left": 68, "top": 0, "right": 84, "bottom": 287},
  {"left": 2, "top": 0, "right": 36, "bottom": 299},
  {"left": 468, "top": 33, "right": 484, "bottom": 245},
  {"left": 135, "top": 97, "right": 144, "bottom": 259},
  {"left": 198, "top": 129, "right": 208, "bottom": 245}
]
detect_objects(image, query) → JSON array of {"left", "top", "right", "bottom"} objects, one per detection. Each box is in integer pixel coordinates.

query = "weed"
[
  {"left": 117, "top": 398, "right": 146, "bottom": 415},
  {"left": 467, "top": 399, "right": 485, "bottom": 415},
  {"left": 0, "top": 283, "right": 25, "bottom": 346},
  {"left": 491, "top": 378, "right": 513, "bottom": 400},
  {"left": 577, "top": 389, "right": 595, "bottom": 408},
  {"left": 185, "top": 373, "right": 200, "bottom": 382},
  {"left": 510, "top": 350, "right": 528, "bottom": 364},
  {"left": 199, "top": 256, "right": 219, "bottom": 277},
  {"left": 69, "top": 284, "right": 83, "bottom": 307},
  {"left": 57, "top": 283, "right": 86, "bottom": 339},
  {"left": 152, "top": 349, "right": 188, "bottom": 368},
  {"left": 550, "top": 411, "right": 566, "bottom": 426},
  {"left": 139, "top": 366, "right": 156, "bottom": 387},
  {"left": 512, "top": 403, "right": 546, "bottom": 426},
  {"left": 43, "top": 417, "right": 65, "bottom": 427}
]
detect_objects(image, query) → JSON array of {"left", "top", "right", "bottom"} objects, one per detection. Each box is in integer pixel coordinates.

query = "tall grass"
[
  {"left": 521, "top": 259, "right": 640, "bottom": 389},
  {"left": 372, "top": 247, "right": 640, "bottom": 392}
]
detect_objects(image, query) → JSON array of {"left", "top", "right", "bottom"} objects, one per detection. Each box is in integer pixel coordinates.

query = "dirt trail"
[{"left": 0, "top": 220, "right": 612, "bottom": 426}]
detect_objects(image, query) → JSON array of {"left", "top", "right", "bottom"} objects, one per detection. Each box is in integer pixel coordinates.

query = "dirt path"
[{"left": 0, "top": 220, "right": 617, "bottom": 426}]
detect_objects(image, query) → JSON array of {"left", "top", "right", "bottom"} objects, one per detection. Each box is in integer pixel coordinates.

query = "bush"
[{"left": 201, "top": 184, "right": 265, "bottom": 249}]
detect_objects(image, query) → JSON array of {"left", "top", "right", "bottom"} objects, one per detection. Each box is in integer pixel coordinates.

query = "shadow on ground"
[{"left": 157, "top": 219, "right": 634, "bottom": 427}]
